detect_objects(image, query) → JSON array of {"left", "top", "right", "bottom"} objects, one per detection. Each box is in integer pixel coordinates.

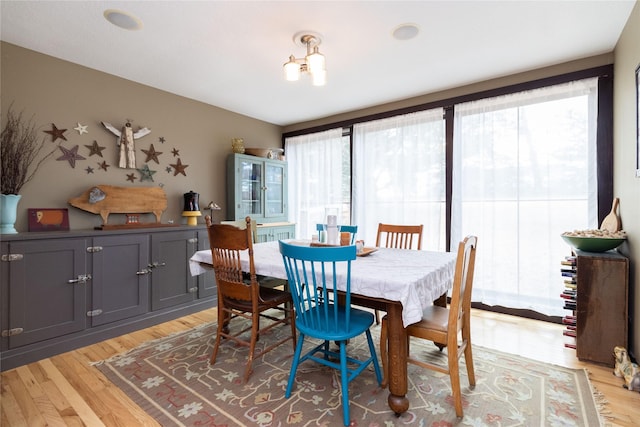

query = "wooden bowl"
[{"left": 244, "top": 148, "right": 272, "bottom": 158}]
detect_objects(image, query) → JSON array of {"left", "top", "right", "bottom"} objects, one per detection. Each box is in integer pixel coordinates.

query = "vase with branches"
[
  {"left": 1, "top": 105, "right": 59, "bottom": 233},
  {"left": 1, "top": 105, "right": 58, "bottom": 195}
]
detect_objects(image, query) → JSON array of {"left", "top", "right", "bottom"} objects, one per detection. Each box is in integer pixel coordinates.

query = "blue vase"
[{"left": 1, "top": 194, "right": 21, "bottom": 234}]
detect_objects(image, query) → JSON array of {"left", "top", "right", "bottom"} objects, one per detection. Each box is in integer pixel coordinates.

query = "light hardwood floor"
[{"left": 1, "top": 308, "right": 638, "bottom": 426}]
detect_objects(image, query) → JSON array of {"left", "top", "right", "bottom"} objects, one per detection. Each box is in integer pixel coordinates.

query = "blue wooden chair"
[
  {"left": 315, "top": 224, "right": 358, "bottom": 244},
  {"left": 279, "top": 241, "right": 382, "bottom": 426}
]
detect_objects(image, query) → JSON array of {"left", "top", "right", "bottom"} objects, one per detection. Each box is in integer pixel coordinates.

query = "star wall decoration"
[
  {"left": 44, "top": 123, "right": 67, "bottom": 142},
  {"left": 142, "top": 144, "right": 162, "bottom": 164},
  {"left": 137, "top": 164, "right": 156, "bottom": 182},
  {"left": 56, "top": 145, "right": 85, "bottom": 168},
  {"left": 159, "top": 136, "right": 166, "bottom": 144},
  {"left": 85, "top": 166, "right": 94, "bottom": 174},
  {"left": 170, "top": 158, "right": 189, "bottom": 176},
  {"left": 166, "top": 166, "right": 173, "bottom": 173},
  {"left": 126, "top": 173, "right": 137, "bottom": 183},
  {"left": 85, "top": 140, "right": 106, "bottom": 157},
  {"left": 98, "top": 160, "right": 110, "bottom": 172},
  {"left": 171, "top": 148, "right": 180, "bottom": 157},
  {"left": 74, "top": 122, "right": 88, "bottom": 135}
]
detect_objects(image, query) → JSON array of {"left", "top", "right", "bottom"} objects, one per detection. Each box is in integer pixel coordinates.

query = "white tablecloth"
[{"left": 190, "top": 240, "right": 457, "bottom": 327}]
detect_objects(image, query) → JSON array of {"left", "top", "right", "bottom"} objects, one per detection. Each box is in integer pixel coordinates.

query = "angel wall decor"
[{"left": 101, "top": 120, "right": 151, "bottom": 168}]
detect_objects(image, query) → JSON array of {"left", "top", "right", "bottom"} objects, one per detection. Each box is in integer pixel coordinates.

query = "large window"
[
  {"left": 352, "top": 109, "right": 446, "bottom": 250},
  {"left": 285, "top": 128, "right": 350, "bottom": 239},
  {"left": 283, "top": 68, "right": 611, "bottom": 319},
  {"left": 452, "top": 78, "right": 598, "bottom": 316}
]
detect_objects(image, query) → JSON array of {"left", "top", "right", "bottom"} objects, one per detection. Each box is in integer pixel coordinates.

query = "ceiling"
[{"left": 1, "top": 1, "right": 636, "bottom": 127}]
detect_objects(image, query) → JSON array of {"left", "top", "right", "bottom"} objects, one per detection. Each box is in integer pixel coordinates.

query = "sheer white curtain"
[
  {"left": 285, "top": 128, "right": 347, "bottom": 239},
  {"left": 452, "top": 78, "right": 598, "bottom": 316},
  {"left": 353, "top": 109, "right": 446, "bottom": 250}
]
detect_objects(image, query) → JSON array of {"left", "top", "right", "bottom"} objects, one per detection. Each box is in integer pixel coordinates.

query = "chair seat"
[
  {"left": 409, "top": 305, "right": 449, "bottom": 333},
  {"left": 223, "top": 286, "right": 291, "bottom": 311},
  {"left": 296, "top": 305, "right": 375, "bottom": 341}
]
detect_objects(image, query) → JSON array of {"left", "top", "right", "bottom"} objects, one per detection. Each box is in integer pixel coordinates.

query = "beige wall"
[
  {"left": 614, "top": 1, "right": 640, "bottom": 359},
  {"left": 1, "top": 42, "right": 282, "bottom": 230}
]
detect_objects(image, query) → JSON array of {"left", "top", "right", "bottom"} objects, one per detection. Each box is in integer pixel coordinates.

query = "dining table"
[{"left": 189, "top": 240, "right": 457, "bottom": 415}]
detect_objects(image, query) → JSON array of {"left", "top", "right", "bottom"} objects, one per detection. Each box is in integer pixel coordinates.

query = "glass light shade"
[
  {"left": 306, "top": 47, "right": 325, "bottom": 75},
  {"left": 312, "top": 69, "right": 326, "bottom": 86},
  {"left": 284, "top": 56, "right": 301, "bottom": 81}
]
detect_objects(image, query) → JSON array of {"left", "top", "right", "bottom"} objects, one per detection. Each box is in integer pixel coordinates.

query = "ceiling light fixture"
[
  {"left": 104, "top": 9, "right": 143, "bottom": 31},
  {"left": 283, "top": 32, "right": 326, "bottom": 86},
  {"left": 392, "top": 23, "right": 419, "bottom": 41}
]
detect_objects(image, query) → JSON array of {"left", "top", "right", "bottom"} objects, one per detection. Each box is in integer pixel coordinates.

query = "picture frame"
[
  {"left": 636, "top": 63, "right": 640, "bottom": 177},
  {"left": 28, "top": 208, "right": 70, "bottom": 231}
]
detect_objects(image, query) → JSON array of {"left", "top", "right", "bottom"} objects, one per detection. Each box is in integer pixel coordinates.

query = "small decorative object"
[
  {"left": 98, "top": 160, "right": 110, "bottom": 171},
  {"left": 43, "top": 123, "right": 67, "bottom": 142},
  {"left": 85, "top": 140, "right": 106, "bottom": 157},
  {"left": 137, "top": 164, "right": 156, "bottom": 182},
  {"left": 170, "top": 158, "right": 189, "bottom": 176},
  {"left": 74, "top": 122, "right": 88, "bottom": 135},
  {"left": 1, "top": 195, "right": 21, "bottom": 234},
  {"left": 613, "top": 346, "right": 640, "bottom": 391},
  {"left": 126, "top": 173, "right": 137, "bottom": 182},
  {"left": 142, "top": 143, "right": 162, "bottom": 164},
  {"left": 206, "top": 201, "right": 222, "bottom": 223},
  {"left": 182, "top": 191, "right": 201, "bottom": 226},
  {"left": 125, "top": 213, "right": 140, "bottom": 224},
  {"left": 231, "top": 137, "right": 245, "bottom": 154},
  {"left": 244, "top": 148, "right": 272, "bottom": 158},
  {"left": 85, "top": 166, "right": 94, "bottom": 174},
  {"left": 171, "top": 147, "right": 180, "bottom": 157},
  {"left": 101, "top": 120, "right": 151, "bottom": 169},
  {"left": 56, "top": 144, "right": 86, "bottom": 168},
  {"left": 27, "top": 208, "right": 69, "bottom": 231},
  {"left": 158, "top": 136, "right": 166, "bottom": 143},
  {"left": 68, "top": 184, "right": 167, "bottom": 226}
]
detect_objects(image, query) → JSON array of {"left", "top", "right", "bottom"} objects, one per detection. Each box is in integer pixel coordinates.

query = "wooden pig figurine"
[{"left": 68, "top": 185, "right": 167, "bottom": 225}]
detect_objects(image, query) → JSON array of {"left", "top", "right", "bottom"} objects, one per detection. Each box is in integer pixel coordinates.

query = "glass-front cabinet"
[{"left": 227, "top": 153, "right": 288, "bottom": 223}]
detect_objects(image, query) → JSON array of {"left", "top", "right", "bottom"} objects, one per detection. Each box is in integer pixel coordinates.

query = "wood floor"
[{"left": 1, "top": 308, "right": 639, "bottom": 426}]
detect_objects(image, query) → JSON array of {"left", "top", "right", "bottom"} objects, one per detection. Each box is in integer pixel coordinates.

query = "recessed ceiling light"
[
  {"left": 104, "top": 9, "right": 143, "bottom": 31},
  {"left": 392, "top": 23, "right": 419, "bottom": 41}
]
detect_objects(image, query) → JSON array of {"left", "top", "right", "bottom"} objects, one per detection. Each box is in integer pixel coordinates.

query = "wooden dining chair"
[
  {"left": 373, "top": 222, "right": 424, "bottom": 323},
  {"left": 206, "top": 215, "right": 296, "bottom": 383},
  {"left": 279, "top": 241, "right": 382, "bottom": 427},
  {"left": 380, "top": 235, "right": 478, "bottom": 417},
  {"left": 375, "top": 223, "right": 424, "bottom": 250},
  {"left": 315, "top": 224, "right": 358, "bottom": 244}
]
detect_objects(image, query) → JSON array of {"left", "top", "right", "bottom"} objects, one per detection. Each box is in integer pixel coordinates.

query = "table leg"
[{"left": 386, "top": 302, "right": 409, "bottom": 414}]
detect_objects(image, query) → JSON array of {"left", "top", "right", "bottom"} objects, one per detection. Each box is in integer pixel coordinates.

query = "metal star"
[
  {"left": 74, "top": 122, "right": 88, "bottom": 135},
  {"left": 126, "top": 173, "right": 137, "bottom": 182},
  {"left": 137, "top": 164, "right": 156, "bottom": 182},
  {"left": 159, "top": 136, "right": 166, "bottom": 144},
  {"left": 166, "top": 166, "right": 173, "bottom": 173},
  {"left": 170, "top": 158, "right": 189, "bottom": 176},
  {"left": 98, "top": 161, "right": 110, "bottom": 171},
  {"left": 56, "top": 145, "right": 85, "bottom": 168},
  {"left": 85, "top": 166, "right": 94, "bottom": 174},
  {"left": 44, "top": 123, "right": 67, "bottom": 142},
  {"left": 85, "top": 140, "right": 106, "bottom": 157},
  {"left": 171, "top": 148, "right": 180, "bottom": 157},
  {"left": 142, "top": 144, "right": 162, "bottom": 164}
]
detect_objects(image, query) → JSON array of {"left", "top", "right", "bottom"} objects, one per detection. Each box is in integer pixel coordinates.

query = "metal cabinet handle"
[
  {"left": 136, "top": 268, "right": 151, "bottom": 275},
  {"left": 68, "top": 274, "right": 91, "bottom": 284}
]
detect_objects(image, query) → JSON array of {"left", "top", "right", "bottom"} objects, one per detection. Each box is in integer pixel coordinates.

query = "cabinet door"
[
  {"left": 151, "top": 231, "right": 198, "bottom": 310},
  {"left": 7, "top": 239, "right": 87, "bottom": 348},
  {"left": 231, "top": 155, "right": 264, "bottom": 220},
  {"left": 264, "top": 159, "right": 287, "bottom": 220},
  {"left": 196, "top": 229, "right": 217, "bottom": 299},
  {"left": 90, "top": 234, "right": 150, "bottom": 326},
  {"left": 255, "top": 224, "right": 295, "bottom": 243}
]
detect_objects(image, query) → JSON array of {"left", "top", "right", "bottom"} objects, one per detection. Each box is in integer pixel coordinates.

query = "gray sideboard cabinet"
[{"left": 0, "top": 225, "right": 216, "bottom": 371}]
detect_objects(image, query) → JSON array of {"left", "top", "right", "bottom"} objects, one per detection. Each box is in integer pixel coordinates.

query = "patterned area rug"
[{"left": 94, "top": 319, "right": 604, "bottom": 426}]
